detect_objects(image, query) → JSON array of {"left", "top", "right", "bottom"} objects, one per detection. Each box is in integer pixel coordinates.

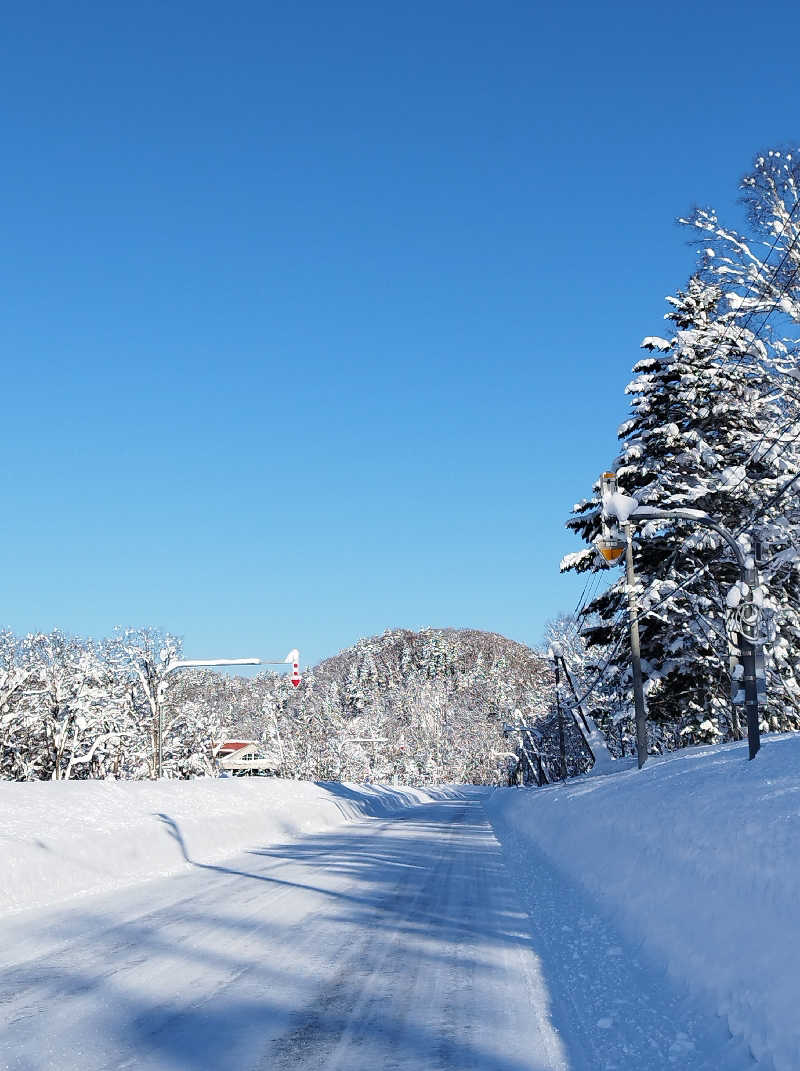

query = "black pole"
[
  {"left": 742, "top": 540, "right": 761, "bottom": 760},
  {"left": 553, "top": 656, "right": 567, "bottom": 780},
  {"left": 535, "top": 749, "right": 548, "bottom": 785}
]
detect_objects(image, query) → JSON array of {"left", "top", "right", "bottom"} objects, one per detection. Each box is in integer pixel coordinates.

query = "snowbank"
[
  {"left": 0, "top": 778, "right": 458, "bottom": 918},
  {"left": 485, "top": 734, "right": 800, "bottom": 1071}
]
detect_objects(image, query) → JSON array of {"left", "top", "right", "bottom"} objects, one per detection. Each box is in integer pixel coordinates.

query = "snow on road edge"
[
  {"left": 484, "top": 734, "right": 800, "bottom": 1071},
  {"left": 0, "top": 778, "right": 461, "bottom": 918}
]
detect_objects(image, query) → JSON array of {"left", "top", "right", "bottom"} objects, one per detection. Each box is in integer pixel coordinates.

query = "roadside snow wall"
[
  {"left": 0, "top": 778, "right": 459, "bottom": 918},
  {"left": 485, "top": 734, "right": 800, "bottom": 1071}
]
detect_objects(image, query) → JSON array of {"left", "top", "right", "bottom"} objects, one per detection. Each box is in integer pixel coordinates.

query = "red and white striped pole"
[{"left": 290, "top": 659, "right": 301, "bottom": 687}]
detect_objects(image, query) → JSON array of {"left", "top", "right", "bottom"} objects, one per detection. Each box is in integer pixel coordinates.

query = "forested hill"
[
  {"left": 241, "top": 627, "right": 557, "bottom": 785},
  {"left": 310, "top": 627, "right": 551, "bottom": 713}
]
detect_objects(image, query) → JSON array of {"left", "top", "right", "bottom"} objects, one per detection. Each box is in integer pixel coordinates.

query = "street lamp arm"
[
  {"left": 164, "top": 656, "right": 301, "bottom": 676},
  {"left": 599, "top": 470, "right": 761, "bottom": 762},
  {"left": 164, "top": 658, "right": 262, "bottom": 675},
  {"left": 629, "top": 502, "right": 760, "bottom": 760},
  {"left": 154, "top": 653, "right": 302, "bottom": 778},
  {"left": 630, "top": 506, "right": 747, "bottom": 571}
]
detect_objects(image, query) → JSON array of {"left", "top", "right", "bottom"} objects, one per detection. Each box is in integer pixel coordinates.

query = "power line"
[
  {"left": 578, "top": 572, "right": 603, "bottom": 617},
  {"left": 740, "top": 463, "right": 800, "bottom": 532},
  {"left": 644, "top": 592, "right": 730, "bottom": 648},
  {"left": 718, "top": 383, "right": 800, "bottom": 514},
  {"left": 599, "top": 521, "right": 731, "bottom": 642},
  {"left": 630, "top": 197, "right": 800, "bottom": 528},
  {"left": 558, "top": 629, "right": 627, "bottom": 711},
  {"left": 571, "top": 570, "right": 599, "bottom": 624},
  {"left": 699, "top": 232, "right": 800, "bottom": 504},
  {"left": 572, "top": 573, "right": 592, "bottom": 616},
  {"left": 691, "top": 192, "right": 800, "bottom": 390}
]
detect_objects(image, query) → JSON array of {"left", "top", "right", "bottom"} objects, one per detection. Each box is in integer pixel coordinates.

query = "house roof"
[{"left": 217, "top": 741, "right": 253, "bottom": 752}]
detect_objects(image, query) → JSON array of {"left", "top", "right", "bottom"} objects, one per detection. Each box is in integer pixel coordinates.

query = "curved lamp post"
[
  {"left": 598, "top": 472, "right": 761, "bottom": 762},
  {"left": 628, "top": 505, "right": 760, "bottom": 760}
]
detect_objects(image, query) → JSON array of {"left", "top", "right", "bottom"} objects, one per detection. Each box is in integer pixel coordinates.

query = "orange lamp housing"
[{"left": 595, "top": 534, "right": 625, "bottom": 564}]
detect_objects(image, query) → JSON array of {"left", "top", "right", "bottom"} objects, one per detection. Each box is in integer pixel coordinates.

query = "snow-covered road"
[{"left": 0, "top": 792, "right": 753, "bottom": 1070}]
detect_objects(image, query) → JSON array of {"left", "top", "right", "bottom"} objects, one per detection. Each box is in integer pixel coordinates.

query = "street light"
[
  {"left": 600, "top": 472, "right": 762, "bottom": 761},
  {"left": 594, "top": 486, "right": 650, "bottom": 767},
  {"left": 595, "top": 533, "right": 626, "bottom": 564},
  {"left": 594, "top": 474, "right": 626, "bottom": 565},
  {"left": 589, "top": 474, "right": 650, "bottom": 768}
]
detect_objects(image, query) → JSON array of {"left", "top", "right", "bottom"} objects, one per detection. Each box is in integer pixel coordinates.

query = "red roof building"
[{"left": 213, "top": 740, "right": 280, "bottom": 775}]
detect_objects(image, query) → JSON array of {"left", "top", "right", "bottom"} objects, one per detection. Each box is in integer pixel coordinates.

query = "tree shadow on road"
[{"left": 2, "top": 796, "right": 568, "bottom": 1071}]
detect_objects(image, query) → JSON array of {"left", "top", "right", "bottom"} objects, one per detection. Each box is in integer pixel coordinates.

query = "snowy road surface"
[{"left": 0, "top": 792, "right": 753, "bottom": 1070}]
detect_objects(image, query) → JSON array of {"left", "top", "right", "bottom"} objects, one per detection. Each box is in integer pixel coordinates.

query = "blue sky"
[{"left": 2, "top": 1, "right": 799, "bottom": 668}]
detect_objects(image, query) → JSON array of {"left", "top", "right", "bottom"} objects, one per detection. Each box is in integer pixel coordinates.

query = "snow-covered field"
[
  {"left": 486, "top": 733, "right": 800, "bottom": 1071},
  {"left": 0, "top": 776, "right": 457, "bottom": 917}
]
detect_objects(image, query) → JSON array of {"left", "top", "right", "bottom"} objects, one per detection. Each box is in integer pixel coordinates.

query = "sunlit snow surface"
[
  {"left": 487, "top": 734, "right": 800, "bottom": 1071},
  {"left": 1, "top": 794, "right": 568, "bottom": 1070},
  {"left": 2, "top": 739, "right": 796, "bottom": 1069},
  {"left": 0, "top": 778, "right": 455, "bottom": 916}
]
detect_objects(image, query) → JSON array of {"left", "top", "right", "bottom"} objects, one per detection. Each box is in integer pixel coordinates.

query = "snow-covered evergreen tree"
[
  {"left": 680, "top": 146, "right": 800, "bottom": 727},
  {"left": 564, "top": 272, "right": 800, "bottom": 740}
]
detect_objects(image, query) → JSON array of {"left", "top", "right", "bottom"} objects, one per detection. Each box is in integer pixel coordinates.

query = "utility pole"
[
  {"left": 548, "top": 646, "right": 601, "bottom": 773},
  {"left": 557, "top": 655, "right": 594, "bottom": 746},
  {"left": 553, "top": 654, "right": 567, "bottom": 780},
  {"left": 623, "top": 523, "right": 650, "bottom": 769}
]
